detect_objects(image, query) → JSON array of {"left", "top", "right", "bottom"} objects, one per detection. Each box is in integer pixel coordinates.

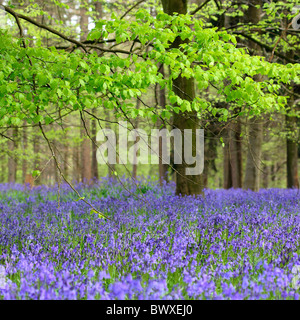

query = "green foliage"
[{"left": 1, "top": 7, "right": 299, "bottom": 130}]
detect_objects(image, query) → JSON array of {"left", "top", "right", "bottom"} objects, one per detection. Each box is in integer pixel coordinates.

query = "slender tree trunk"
[
  {"left": 223, "top": 128, "right": 232, "bottom": 189},
  {"left": 80, "top": 119, "right": 92, "bottom": 183},
  {"left": 132, "top": 100, "right": 140, "bottom": 180},
  {"left": 92, "top": 1, "right": 103, "bottom": 182},
  {"left": 7, "top": 129, "right": 15, "bottom": 183},
  {"left": 286, "top": 114, "right": 299, "bottom": 188},
  {"left": 222, "top": 9, "right": 243, "bottom": 189},
  {"left": 95, "top": 1, "right": 103, "bottom": 20},
  {"left": 157, "top": 65, "right": 169, "bottom": 185},
  {"left": 53, "top": 154, "right": 58, "bottom": 184},
  {"left": 243, "top": 0, "right": 263, "bottom": 191},
  {"left": 262, "top": 122, "right": 270, "bottom": 189},
  {"left": 283, "top": 11, "right": 299, "bottom": 188},
  {"left": 80, "top": 8, "right": 92, "bottom": 183},
  {"left": 223, "top": 120, "right": 243, "bottom": 189},
  {"left": 262, "top": 162, "right": 269, "bottom": 189},
  {"left": 203, "top": 120, "right": 218, "bottom": 188},
  {"left": 230, "top": 119, "right": 242, "bottom": 188},
  {"left": 132, "top": 153, "right": 138, "bottom": 180},
  {"left": 0, "top": 155, "right": 5, "bottom": 183},
  {"left": 22, "top": 125, "right": 28, "bottom": 183},
  {"left": 33, "top": 130, "right": 41, "bottom": 184},
  {"left": 105, "top": 111, "right": 115, "bottom": 178},
  {"left": 63, "top": 137, "right": 69, "bottom": 181},
  {"left": 162, "top": 0, "right": 204, "bottom": 196},
  {"left": 91, "top": 109, "right": 99, "bottom": 181},
  {"left": 271, "top": 163, "right": 276, "bottom": 183},
  {"left": 8, "top": 128, "right": 18, "bottom": 183},
  {"left": 72, "top": 142, "right": 80, "bottom": 182},
  {"left": 244, "top": 117, "right": 263, "bottom": 191}
]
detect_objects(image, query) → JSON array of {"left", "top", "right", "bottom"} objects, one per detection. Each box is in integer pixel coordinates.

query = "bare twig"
[
  {"left": 268, "top": 22, "right": 292, "bottom": 63},
  {"left": 233, "top": 31, "right": 296, "bottom": 63},
  {"left": 38, "top": 120, "right": 111, "bottom": 220},
  {"left": 120, "top": 0, "right": 146, "bottom": 19},
  {"left": 1, "top": 5, "right": 88, "bottom": 53},
  {"left": 189, "top": 0, "right": 212, "bottom": 15}
]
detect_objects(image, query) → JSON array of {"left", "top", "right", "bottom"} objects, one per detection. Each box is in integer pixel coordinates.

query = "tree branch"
[
  {"left": 1, "top": 5, "right": 88, "bottom": 53},
  {"left": 233, "top": 32, "right": 297, "bottom": 63},
  {"left": 120, "top": 0, "right": 146, "bottom": 19},
  {"left": 189, "top": 0, "right": 212, "bottom": 15}
]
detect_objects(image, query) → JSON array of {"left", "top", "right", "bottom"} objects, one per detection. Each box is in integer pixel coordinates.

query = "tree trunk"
[
  {"left": 223, "top": 132, "right": 232, "bottom": 189},
  {"left": 157, "top": 65, "right": 169, "bottom": 185},
  {"left": 262, "top": 162, "right": 269, "bottom": 189},
  {"left": 221, "top": 7, "right": 243, "bottom": 189},
  {"left": 63, "top": 136, "right": 69, "bottom": 181},
  {"left": 8, "top": 128, "right": 17, "bottom": 183},
  {"left": 0, "top": 155, "right": 5, "bottom": 183},
  {"left": 80, "top": 118, "right": 92, "bottom": 183},
  {"left": 105, "top": 112, "right": 115, "bottom": 178},
  {"left": 132, "top": 100, "right": 140, "bottom": 180},
  {"left": 286, "top": 113, "right": 299, "bottom": 188},
  {"left": 72, "top": 143, "right": 80, "bottom": 183},
  {"left": 22, "top": 125, "right": 28, "bottom": 183},
  {"left": 80, "top": 8, "right": 92, "bottom": 183},
  {"left": 262, "top": 124, "right": 270, "bottom": 189},
  {"left": 33, "top": 130, "right": 41, "bottom": 184},
  {"left": 95, "top": 1, "right": 103, "bottom": 20},
  {"left": 91, "top": 110, "right": 99, "bottom": 181},
  {"left": 243, "top": 0, "right": 263, "bottom": 191},
  {"left": 244, "top": 117, "right": 263, "bottom": 191},
  {"left": 271, "top": 163, "right": 276, "bottom": 183},
  {"left": 283, "top": 10, "right": 299, "bottom": 188},
  {"left": 162, "top": 0, "right": 204, "bottom": 196},
  {"left": 53, "top": 155, "right": 58, "bottom": 184},
  {"left": 223, "top": 119, "right": 243, "bottom": 189}
]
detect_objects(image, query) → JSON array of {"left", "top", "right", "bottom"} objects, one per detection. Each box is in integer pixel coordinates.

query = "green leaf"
[
  {"left": 75, "top": 197, "right": 85, "bottom": 201},
  {"left": 33, "top": 115, "right": 43, "bottom": 123},
  {"left": 32, "top": 170, "right": 41, "bottom": 177}
]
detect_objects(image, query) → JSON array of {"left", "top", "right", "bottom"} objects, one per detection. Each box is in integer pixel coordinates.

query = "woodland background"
[{"left": 0, "top": 0, "right": 299, "bottom": 191}]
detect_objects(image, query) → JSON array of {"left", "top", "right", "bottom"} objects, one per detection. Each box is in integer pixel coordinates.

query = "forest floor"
[{"left": 0, "top": 178, "right": 299, "bottom": 299}]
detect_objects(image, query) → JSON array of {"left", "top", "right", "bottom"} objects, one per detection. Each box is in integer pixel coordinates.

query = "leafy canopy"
[{"left": 0, "top": 8, "right": 300, "bottom": 127}]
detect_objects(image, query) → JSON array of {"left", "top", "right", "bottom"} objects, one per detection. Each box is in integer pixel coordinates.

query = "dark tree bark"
[
  {"left": 202, "top": 119, "right": 218, "bottom": 188},
  {"left": 95, "top": 1, "right": 103, "bottom": 20},
  {"left": 221, "top": 7, "right": 243, "bottom": 189},
  {"left": 223, "top": 118, "right": 243, "bottom": 189},
  {"left": 161, "top": 0, "right": 204, "bottom": 196},
  {"left": 286, "top": 109, "right": 299, "bottom": 188},
  {"left": 283, "top": 10, "right": 299, "bottom": 188}
]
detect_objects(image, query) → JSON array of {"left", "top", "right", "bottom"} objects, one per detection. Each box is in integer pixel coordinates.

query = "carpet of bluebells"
[{"left": 1, "top": 178, "right": 300, "bottom": 300}]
